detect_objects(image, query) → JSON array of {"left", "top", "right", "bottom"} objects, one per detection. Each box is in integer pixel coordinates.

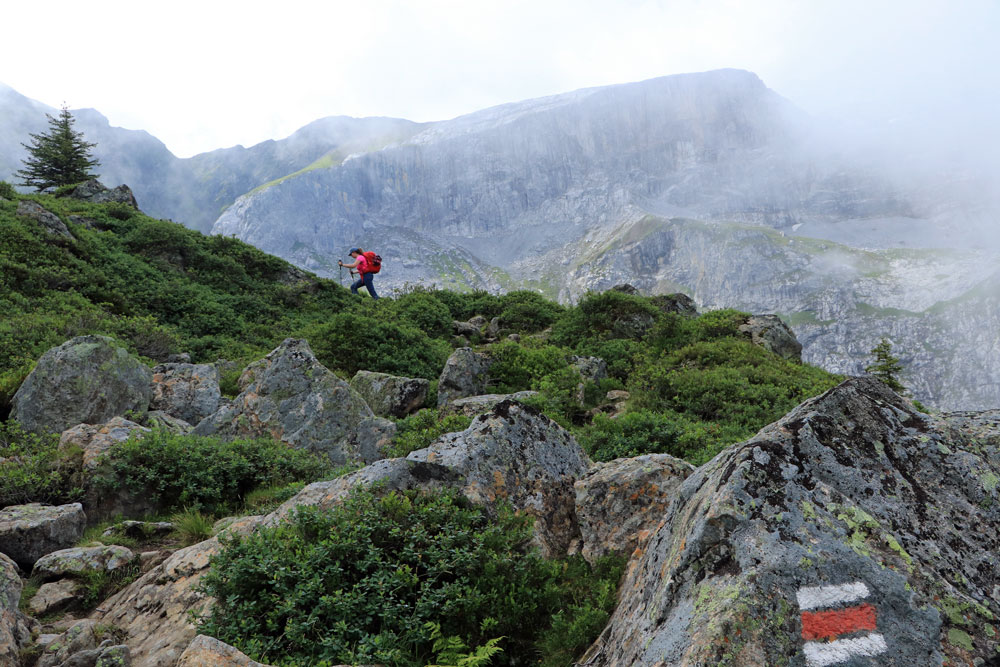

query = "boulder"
[
  {"left": 440, "top": 391, "right": 539, "bottom": 418},
  {"left": 193, "top": 339, "right": 392, "bottom": 465},
  {"left": 451, "top": 320, "right": 481, "bottom": 338},
  {"left": 649, "top": 292, "right": 698, "bottom": 317},
  {"left": 349, "top": 370, "right": 429, "bottom": 418},
  {"left": 177, "top": 635, "right": 273, "bottom": 666},
  {"left": 574, "top": 454, "right": 694, "bottom": 563},
  {"left": 63, "top": 179, "right": 139, "bottom": 209},
  {"left": 16, "top": 199, "right": 72, "bottom": 238},
  {"left": 59, "top": 417, "right": 149, "bottom": 470},
  {"left": 569, "top": 355, "right": 608, "bottom": 383},
  {"left": 436, "top": 347, "right": 492, "bottom": 406},
  {"left": 739, "top": 313, "right": 803, "bottom": 362},
  {"left": 32, "top": 545, "right": 135, "bottom": 581},
  {"left": 580, "top": 377, "right": 1000, "bottom": 666},
  {"left": 101, "top": 521, "right": 174, "bottom": 541},
  {"left": 150, "top": 362, "right": 222, "bottom": 425},
  {"left": 29, "top": 579, "right": 81, "bottom": 615},
  {"left": 0, "top": 552, "right": 34, "bottom": 666},
  {"left": 0, "top": 503, "right": 86, "bottom": 569},
  {"left": 144, "top": 410, "right": 194, "bottom": 434},
  {"left": 12, "top": 336, "right": 152, "bottom": 434},
  {"left": 408, "top": 400, "right": 591, "bottom": 557}
]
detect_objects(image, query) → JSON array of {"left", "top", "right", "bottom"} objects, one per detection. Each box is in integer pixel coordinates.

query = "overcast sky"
[{"left": 3, "top": 0, "right": 998, "bottom": 158}]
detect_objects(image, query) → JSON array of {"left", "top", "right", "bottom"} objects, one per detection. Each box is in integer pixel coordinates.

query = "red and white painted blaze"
[{"left": 796, "top": 582, "right": 887, "bottom": 666}]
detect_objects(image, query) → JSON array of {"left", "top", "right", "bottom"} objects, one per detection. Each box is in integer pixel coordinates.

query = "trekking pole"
[{"left": 339, "top": 262, "right": 343, "bottom": 287}]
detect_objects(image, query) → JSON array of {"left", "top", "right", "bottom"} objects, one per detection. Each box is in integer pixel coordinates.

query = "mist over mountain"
[{"left": 1, "top": 71, "right": 998, "bottom": 410}]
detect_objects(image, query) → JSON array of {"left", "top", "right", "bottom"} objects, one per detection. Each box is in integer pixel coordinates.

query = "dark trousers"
[{"left": 351, "top": 272, "right": 379, "bottom": 299}]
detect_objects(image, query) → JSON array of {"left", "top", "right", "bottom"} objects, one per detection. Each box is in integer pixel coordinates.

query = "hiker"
[{"left": 339, "top": 247, "right": 380, "bottom": 299}]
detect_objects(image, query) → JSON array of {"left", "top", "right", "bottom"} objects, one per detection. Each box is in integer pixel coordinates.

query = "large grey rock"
[
  {"left": 193, "top": 339, "right": 392, "bottom": 464},
  {"left": 349, "top": 370, "right": 428, "bottom": 418},
  {"left": 29, "top": 579, "right": 81, "bottom": 615},
  {"left": 16, "top": 199, "right": 71, "bottom": 238},
  {"left": 408, "top": 400, "right": 591, "bottom": 557},
  {"left": 59, "top": 417, "right": 149, "bottom": 470},
  {"left": 150, "top": 362, "right": 221, "bottom": 425},
  {"left": 0, "top": 552, "right": 34, "bottom": 667},
  {"left": 0, "top": 503, "right": 86, "bottom": 570},
  {"left": 739, "top": 313, "right": 803, "bottom": 362},
  {"left": 63, "top": 179, "right": 139, "bottom": 209},
  {"left": 580, "top": 377, "right": 1000, "bottom": 666},
  {"left": 11, "top": 336, "right": 152, "bottom": 434},
  {"left": 436, "top": 347, "right": 492, "bottom": 406},
  {"left": 574, "top": 454, "right": 694, "bottom": 564},
  {"left": 177, "top": 635, "right": 273, "bottom": 666},
  {"left": 32, "top": 545, "right": 134, "bottom": 581},
  {"left": 440, "top": 391, "right": 539, "bottom": 418}
]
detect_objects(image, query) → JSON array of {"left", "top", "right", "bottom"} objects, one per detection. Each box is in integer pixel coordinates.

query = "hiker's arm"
[{"left": 339, "top": 260, "right": 358, "bottom": 269}]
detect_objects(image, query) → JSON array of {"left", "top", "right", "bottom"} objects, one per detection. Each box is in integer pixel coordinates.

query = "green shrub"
[
  {"left": 0, "top": 422, "right": 83, "bottom": 506},
  {"left": 199, "top": 488, "right": 622, "bottom": 667},
  {"left": 551, "top": 290, "right": 661, "bottom": 345},
  {"left": 577, "top": 411, "right": 683, "bottom": 461},
  {"left": 0, "top": 181, "right": 16, "bottom": 199},
  {"left": 389, "top": 409, "right": 472, "bottom": 457},
  {"left": 486, "top": 341, "right": 568, "bottom": 393},
  {"left": 94, "top": 430, "right": 334, "bottom": 514},
  {"left": 692, "top": 308, "right": 748, "bottom": 339},
  {"left": 391, "top": 292, "right": 454, "bottom": 338},
  {"left": 305, "top": 313, "right": 451, "bottom": 379},
  {"left": 496, "top": 291, "right": 564, "bottom": 334}
]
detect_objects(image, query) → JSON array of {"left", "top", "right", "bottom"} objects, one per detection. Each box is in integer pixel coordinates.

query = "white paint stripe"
[
  {"left": 803, "top": 634, "right": 888, "bottom": 667},
  {"left": 796, "top": 582, "right": 870, "bottom": 610}
]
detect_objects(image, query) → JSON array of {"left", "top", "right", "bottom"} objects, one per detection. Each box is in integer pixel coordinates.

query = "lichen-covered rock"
[
  {"left": 64, "top": 179, "right": 139, "bottom": 209},
  {"left": 0, "top": 503, "right": 86, "bottom": 570},
  {"left": 436, "top": 347, "right": 492, "bottom": 406},
  {"left": 59, "top": 417, "right": 149, "bottom": 470},
  {"left": 35, "top": 619, "right": 99, "bottom": 667},
  {"left": 439, "top": 391, "right": 539, "bottom": 418},
  {"left": 349, "top": 370, "right": 429, "bottom": 418},
  {"left": 0, "top": 552, "right": 34, "bottom": 667},
  {"left": 144, "top": 410, "right": 194, "bottom": 434},
  {"left": 407, "top": 400, "right": 590, "bottom": 557},
  {"left": 580, "top": 377, "right": 1000, "bottom": 666},
  {"left": 32, "top": 545, "right": 134, "bottom": 581},
  {"left": 574, "top": 454, "right": 694, "bottom": 563},
  {"left": 16, "top": 199, "right": 72, "bottom": 238},
  {"left": 150, "top": 362, "right": 222, "bottom": 425},
  {"left": 177, "top": 635, "right": 273, "bottom": 666},
  {"left": 192, "top": 339, "right": 390, "bottom": 464},
  {"left": 569, "top": 355, "right": 608, "bottom": 383},
  {"left": 649, "top": 292, "right": 698, "bottom": 317},
  {"left": 12, "top": 336, "right": 153, "bottom": 434},
  {"left": 29, "top": 579, "right": 81, "bottom": 615},
  {"left": 739, "top": 313, "right": 803, "bottom": 362}
]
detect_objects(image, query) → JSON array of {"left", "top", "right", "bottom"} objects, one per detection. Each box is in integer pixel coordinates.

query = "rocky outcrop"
[
  {"left": 1, "top": 552, "right": 34, "bottom": 667},
  {"left": 0, "top": 503, "right": 86, "bottom": 570},
  {"left": 349, "top": 370, "right": 428, "bottom": 418},
  {"left": 408, "top": 400, "right": 590, "bottom": 557},
  {"left": 150, "top": 362, "right": 222, "bottom": 425},
  {"left": 63, "top": 179, "right": 139, "bottom": 209},
  {"left": 12, "top": 336, "right": 152, "bottom": 434},
  {"left": 35, "top": 619, "right": 131, "bottom": 667},
  {"left": 580, "top": 377, "right": 1000, "bottom": 666},
  {"left": 193, "top": 339, "right": 393, "bottom": 464},
  {"left": 574, "top": 454, "right": 694, "bottom": 564},
  {"left": 436, "top": 348, "right": 492, "bottom": 406},
  {"left": 16, "top": 199, "right": 71, "bottom": 238},
  {"left": 650, "top": 293, "right": 699, "bottom": 317},
  {"left": 740, "top": 313, "right": 803, "bottom": 362}
]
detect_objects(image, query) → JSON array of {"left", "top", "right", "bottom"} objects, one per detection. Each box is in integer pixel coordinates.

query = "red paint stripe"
[{"left": 801, "top": 603, "right": 877, "bottom": 640}]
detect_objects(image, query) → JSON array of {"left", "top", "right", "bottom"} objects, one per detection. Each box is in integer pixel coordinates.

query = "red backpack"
[{"left": 362, "top": 251, "right": 382, "bottom": 274}]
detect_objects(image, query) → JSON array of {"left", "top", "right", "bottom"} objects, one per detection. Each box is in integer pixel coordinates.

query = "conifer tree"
[
  {"left": 16, "top": 105, "right": 100, "bottom": 191},
  {"left": 865, "top": 336, "right": 905, "bottom": 393}
]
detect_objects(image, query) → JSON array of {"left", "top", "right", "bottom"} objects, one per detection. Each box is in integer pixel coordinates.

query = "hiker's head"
[{"left": 349, "top": 247, "right": 362, "bottom": 257}]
